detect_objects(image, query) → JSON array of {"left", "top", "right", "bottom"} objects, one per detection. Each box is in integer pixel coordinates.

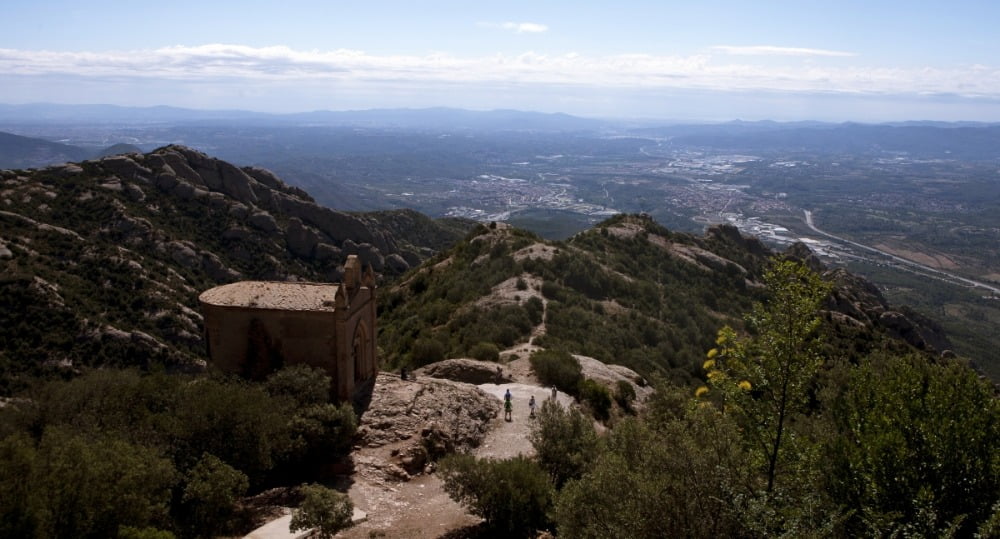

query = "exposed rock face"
[
  {"left": 785, "top": 241, "right": 826, "bottom": 273},
  {"left": 708, "top": 223, "right": 770, "bottom": 258},
  {"left": 141, "top": 146, "right": 409, "bottom": 273},
  {"left": 357, "top": 373, "right": 500, "bottom": 477},
  {"left": 285, "top": 217, "right": 320, "bottom": 258},
  {"left": 575, "top": 355, "right": 653, "bottom": 404},
  {"left": 824, "top": 267, "right": 950, "bottom": 352}
]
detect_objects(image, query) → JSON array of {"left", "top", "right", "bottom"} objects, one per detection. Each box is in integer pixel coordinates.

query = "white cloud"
[
  {"left": 0, "top": 44, "right": 998, "bottom": 102},
  {"left": 711, "top": 45, "right": 857, "bottom": 58},
  {"left": 479, "top": 21, "right": 549, "bottom": 33}
]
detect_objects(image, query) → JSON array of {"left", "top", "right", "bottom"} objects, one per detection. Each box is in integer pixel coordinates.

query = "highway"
[{"left": 803, "top": 210, "right": 1000, "bottom": 296}]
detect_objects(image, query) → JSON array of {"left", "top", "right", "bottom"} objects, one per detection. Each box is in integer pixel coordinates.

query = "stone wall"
[{"left": 200, "top": 263, "right": 377, "bottom": 401}]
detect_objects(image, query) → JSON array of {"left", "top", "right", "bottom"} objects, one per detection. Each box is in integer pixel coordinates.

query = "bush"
[
  {"left": 285, "top": 403, "right": 358, "bottom": 468},
  {"left": 540, "top": 281, "right": 565, "bottom": 301},
  {"left": 579, "top": 379, "right": 613, "bottom": 421},
  {"left": 438, "top": 454, "right": 554, "bottom": 535},
  {"left": 410, "top": 338, "right": 446, "bottom": 366},
  {"left": 265, "top": 364, "right": 331, "bottom": 407},
  {"left": 528, "top": 400, "right": 600, "bottom": 487},
  {"left": 529, "top": 350, "right": 582, "bottom": 396},
  {"left": 615, "top": 380, "right": 637, "bottom": 413},
  {"left": 179, "top": 453, "right": 248, "bottom": 537},
  {"left": 290, "top": 484, "right": 353, "bottom": 539},
  {"left": 468, "top": 342, "right": 500, "bottom": 362}
]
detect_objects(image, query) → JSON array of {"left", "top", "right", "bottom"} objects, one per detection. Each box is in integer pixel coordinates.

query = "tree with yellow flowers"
[{"left": 704, "top": 259, "right": 832, "bottom": 494}]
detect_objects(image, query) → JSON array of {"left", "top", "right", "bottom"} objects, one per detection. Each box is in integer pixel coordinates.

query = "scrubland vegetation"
[
  {"left": 438, "top": 260, "right": 1000, "bottom": 538},
  {"left": 0, "top": 365, "right": 356, "bottom": 538}
]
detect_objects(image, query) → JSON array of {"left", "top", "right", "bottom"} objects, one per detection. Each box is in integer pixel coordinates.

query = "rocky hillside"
[
  {"left": 0, "top": 146, "right": 469, "bottom": 392},
  {"left": 379, "top": 214, "right": 950, "bottom": 386}
]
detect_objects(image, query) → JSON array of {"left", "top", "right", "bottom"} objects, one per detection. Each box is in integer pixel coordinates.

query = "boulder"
[
  {"left": 165, "top": 240, "right": 200, "bottom": 270},
  {"left": 123, "top": 183, "right": 146, "bottom": 202},
  {"left": 228, "top": 202, "right": 250, "bottom": 220},
  {"left": 155, "top": 151, "right": 205, "bottom": 186},
  {"left": 201, "top": 251, "right": 242, "bottom": 282},
  {"left": 221, "top": 227, "right": 252, "bottom": 241},
  {"left": 357, "top": 373, "right": 499, "bottom": 452},
  {"left": 154, "top": 172, "right": 179, "bottom": 192},
  {"left": 285, "top": 217, "right": 320, "bottom": 258},
  {"left": 100, "top": 156, "right": 151, "bottom": 182},
  {"left": 248, "top": 211, "right": 279, "bottom": 233},
  {"left": 416, "top": 359, "right": 507, "bottom": 385},
  {"left": 314, "top": 243, "right": 341, "bottom": 262},
  {"left": 385, "top": 253, "right": 410, "bottom": 273}
]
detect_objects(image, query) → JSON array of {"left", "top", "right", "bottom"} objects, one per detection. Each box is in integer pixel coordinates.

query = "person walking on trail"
[
  {"left": 504, "top": 389, "right": 512, "bottom": 403},
  {"left": 504, "top": 398, "right": 513, "bottom": 421},
  {"left": 529, "top": 395, "right": 536, "bottom": 418}
]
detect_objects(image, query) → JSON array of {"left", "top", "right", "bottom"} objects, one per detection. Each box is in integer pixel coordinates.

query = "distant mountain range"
[
  {"left": 0, "top": 103, "right": 606, "bottom": 132},
  {"left": 0, "top": 130, "right": 140, "bottom": 169}
]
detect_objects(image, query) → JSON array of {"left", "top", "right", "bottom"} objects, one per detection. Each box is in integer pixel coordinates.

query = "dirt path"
[
  {"left": 249, "top": 353, "right": 573, "bottom": 538},
  {"left": 474, "top": 382, "right": 574, "bottom": 460}
]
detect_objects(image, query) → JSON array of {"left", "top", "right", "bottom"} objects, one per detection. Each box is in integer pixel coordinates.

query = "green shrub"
[
  {"left": 468, "top": 342, "right": 500, "bottom": 362},
  {"left": 179, "top": 453, "right": 248, "bottom": 537},
  {"left": 438, "top": 454, "right": 554, "bottom": 535},
  {"left": 290, "top": 484, "right": 353, "bottom": 539},
  {"left": 540, "top": 281, "right": 565, "bottom": 302},
  {"left": 528, "top": 400, "right": 600, "bottom": 487},
  {"left": 410, "top": 338, "right": 446, "bottom": 366},
  {"left": 579, "top": 379, "right": 613, "bottom": 421},
  {"left": 285, "top": 403, "right": 358, "bottom": 467},
  {"left": 265, "top": 364, "right": 331, "bottom": 406},
  {"left": 529, "top": 350, "right": 582, "bottom": 395},
  {"left": 615, "top": 380, "right": 637, "bottom": 413},
  {"left": 524, "top": 296, "right": 544, "bottom": 325}
]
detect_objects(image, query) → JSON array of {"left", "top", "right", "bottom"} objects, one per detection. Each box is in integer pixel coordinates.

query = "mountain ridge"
[
  {"left": 0, "top": 146, "right": 469, "bottom": 392},
  {"left": 378, "top": 214, "right": 951, "bottom": 385}
]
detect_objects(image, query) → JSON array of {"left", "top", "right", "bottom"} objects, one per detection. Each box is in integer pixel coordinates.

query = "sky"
[{"left": 3, "top": 0, "right": 1000, "bottom": 121}]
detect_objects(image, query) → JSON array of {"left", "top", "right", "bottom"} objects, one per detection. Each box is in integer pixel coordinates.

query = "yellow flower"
[
  {"left": 695, "top": 385, "right": 709, "bottom": 398},
  {"left": 707, "top": 370, "right": 722, "bottom": 381},
  {"left": 703, "top": 359, "right": 716, "bottom": 370},
  {"left": 716, "top": 334, "right": 727, "bottom": 345},
  {"left": 738, "top": 380, "right": 752, "bottom": 391},
  {"left": 706, "top": 348, "right": 719, "bottom": 359}
]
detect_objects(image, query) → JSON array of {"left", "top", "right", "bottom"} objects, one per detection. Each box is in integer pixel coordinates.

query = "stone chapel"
[{"left": 199, "top": 255, "right": 377, "bottom": 401}]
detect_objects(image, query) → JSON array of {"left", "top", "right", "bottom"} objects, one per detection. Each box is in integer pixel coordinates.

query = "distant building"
[{"left": 199, "top": 255, "right": 377, "bottom": 401}]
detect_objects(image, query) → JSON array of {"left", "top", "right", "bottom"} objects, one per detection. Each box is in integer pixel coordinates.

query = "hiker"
[
  {"left": 505, "top": 388, "right": 512, "bottom": 403},
  {"left": 529, "top": 395, "right": 536, "bottom": 418},
  {"left": 496, "top": 365, "right": 503, "bottom": 383},
  {"left": 550, "top": 386, "right": 557, "bottom": 401},
  {"left": 504, "top": 398, "right": 513, "bottom": 421}
]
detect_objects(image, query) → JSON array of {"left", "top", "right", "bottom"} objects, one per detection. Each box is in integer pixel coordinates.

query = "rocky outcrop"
[
  {"left": 284, "top": 217, "right": 320, "bottom": 258},
  {"left": 575, "top": 355, "right": 653, "bottom": 404},
  {"left": 357, "top": 373, "right": 500, "bottom": 479},
  {"left": 784, "top": 241, "right": 825, "bottom": 273},
  {"left": 140, "top": 145, "right": 409, "bottom": 273},
  {"left": 415, "top": 358, "right": 508, "bottom": 385},
  {"left": 824, "top": 267, "right": 950, "bottom": 353}
]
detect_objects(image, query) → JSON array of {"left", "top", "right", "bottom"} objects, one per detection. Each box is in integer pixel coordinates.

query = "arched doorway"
[{"left": 353, "top": 322, "right": 369, "bottom": 382}]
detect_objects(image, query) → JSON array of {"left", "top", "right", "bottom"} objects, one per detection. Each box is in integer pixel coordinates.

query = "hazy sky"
[{"left": 3, "top": 0, "right": 1000, "bottom": 121}]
